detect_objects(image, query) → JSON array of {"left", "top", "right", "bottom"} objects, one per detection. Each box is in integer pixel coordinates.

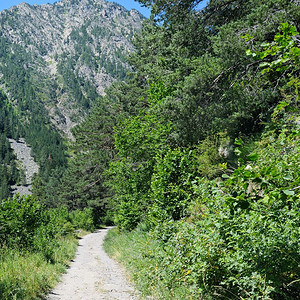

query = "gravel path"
[{"left": 46, "top": 228, "right": 140, "bottom": 300}]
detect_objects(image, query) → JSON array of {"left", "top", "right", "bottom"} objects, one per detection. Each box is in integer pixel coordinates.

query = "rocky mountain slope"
[
  {"left": 9, "top": 138, "right": 39, "bottom": 196},
  {"left": 0, "top": 0, "right": 144, "bottom": 137},
  {"left": 0, "top": 0, "right": 144, "bottom": 198}
]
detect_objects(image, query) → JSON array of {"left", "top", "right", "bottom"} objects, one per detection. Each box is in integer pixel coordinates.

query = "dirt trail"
[{"left": 46, "top": 228, "right": 140, "bottom": 300}]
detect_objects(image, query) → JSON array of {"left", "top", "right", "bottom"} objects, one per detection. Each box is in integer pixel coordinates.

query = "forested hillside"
[
  {"left": 61, "top": 0, "right": 299, "bottom": 298},
  {"left": 0, "top": 0, "right": 299, "bottom": 298},
  {"left": 0, "top": 90, "right": 21, "bottom": 199},
  {"left": 0, "top": 0, "right": 143, "bottom": 198}
]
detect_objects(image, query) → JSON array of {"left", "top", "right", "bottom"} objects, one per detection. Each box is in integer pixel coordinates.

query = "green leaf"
[
  {"left": 247, "top": 153, "right": 258, "bottom": 161},
  {"left": 234, "top": 148, "right": 242, "bottom": 156},
  {"left": 241, "top": 34, "right": 254, "bottom": 41},
  {"left": 261, "top": 68, "right": 270, "bottom": 74},
  {"left": 259, "top": 62, "right": 270, "bottom": 68},
  {"left": 245, "top": 49, "right": 253, "bottom": 56},
  {"left": 283, "top": 190, "right": 295, "bottom": 196},
  {"left": 234, "top": 138, "right": 243, "bottom": 146},
  {"left": 260, "top": 42, "right": 270, "bottom": 48},
  {"left": 283, "top": 175, "right": 293, "bottom": 181}
]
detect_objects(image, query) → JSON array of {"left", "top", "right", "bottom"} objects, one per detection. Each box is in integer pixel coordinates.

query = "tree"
[
  {"left": 108, "top": 82, "right": 174, "bottom": 229},
  {"left": 57, "top": 97, "right": 119, "bottom": 222}
]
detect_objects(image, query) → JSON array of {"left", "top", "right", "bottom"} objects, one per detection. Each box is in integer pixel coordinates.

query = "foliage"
[
  {"left": 0, "top": 193, "right": 96, "bottom": 299},
  {"left": 0, "top": 195, "right": 95, "bottom": 260},
  {"left": 108, "top": 82, "right": 174, "bottom": 230},
  {"left": 105, "top": 117, "right": 300, "bottom": 299},
  {"left": 0, "top": 195, "right": 57, "bottom": 260},
  {"left": 0, "top": 235, "right": 77, "bottom": 300},
  {"left": 102, "top": 12, "right": 300, "bottom": 300},
  {"left": 147, "top": 148, "right": 197, "bottom": 226},
  {"left": 130, "top": 0, "right": 298, "bottom": 143},
  {"left": 68, "top": 208, "right": 95, "bottom": 231},
  {"left": 56, "top": 97, "right": 119, "bottom": 223},
  {"left": 153, "top": 119, "right": 299, "bottom": 298},
  {"left": 245, "top": 22, "right": 300, "bottom": 117},
  {"left": 246, "top": 23, "right": 299, "bottom": 77}
]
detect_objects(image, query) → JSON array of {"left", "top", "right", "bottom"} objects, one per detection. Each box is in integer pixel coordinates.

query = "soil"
[{"left": 46, "top": 228, "right": 140, "bottom": 300}]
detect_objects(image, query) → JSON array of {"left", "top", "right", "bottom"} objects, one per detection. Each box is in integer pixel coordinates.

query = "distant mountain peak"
[{"left": 0, "top": 0, "right": 144, "bottom": 137}]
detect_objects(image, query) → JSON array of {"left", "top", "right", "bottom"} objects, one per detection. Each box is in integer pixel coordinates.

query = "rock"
[
  {"left": 9, "top": 139, "right": 39, "bottom": 197},
  {"left": 0, "top": 0, "right": 144, "bottom": 138}
]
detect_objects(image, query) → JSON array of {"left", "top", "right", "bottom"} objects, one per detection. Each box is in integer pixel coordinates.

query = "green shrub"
[
  {"left": 69, "top": 207, "right": 95, "bottom": 231},
  {"left": 148, "top": 148, "right": 197, "bottom": 227},
  {"left": 106, "top": 117, "right": 299, "bottom": 299},
  {"left": 0, "top": 196, "right": 83, "bottom": 299},
  {"left": 0, "top": 196, "right": 92, "bottom": 261},
  {"left": 148, "top": 123, "right": 300, "bottom": 299},
  {"left": 0, "top": 195, "right": 59, "bottom": 259}
]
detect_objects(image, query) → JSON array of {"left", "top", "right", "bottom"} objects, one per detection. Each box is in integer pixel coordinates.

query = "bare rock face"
[
  {"left": 0, "top": 0, "right": 144, "bottom": 137},
  {"left": 9, "top": 139, "right": 39, "bottom": 196}
]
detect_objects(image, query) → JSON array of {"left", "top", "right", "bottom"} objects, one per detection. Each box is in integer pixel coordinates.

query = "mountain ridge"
[
  {"left": 0, "top": 0, "right": 144, "bottom": 136},
  {"left": 0, "top": 0, "right": 144, "bottom": 198}
]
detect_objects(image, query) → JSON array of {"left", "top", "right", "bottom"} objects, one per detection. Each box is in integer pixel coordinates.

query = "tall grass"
[
  {"left": 0, "top": 195, "right": 96, "bottom": 299},
  {"left": 0, "top": 235, "right": 78, "bottom": 300},
  {"left": 103, "top": 228, "right": 197, "bottom": 299}
]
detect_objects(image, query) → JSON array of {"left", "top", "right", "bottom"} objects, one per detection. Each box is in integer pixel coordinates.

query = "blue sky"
[{"left": 0, "top": 0, "right": 151, "bottom": 18}]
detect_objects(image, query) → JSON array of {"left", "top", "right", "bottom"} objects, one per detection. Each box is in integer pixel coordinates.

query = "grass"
[
  {"left": 0, "top": 234, "right": 78, "bottom": 300},
  {"left": 103, "top": 227, "right": 197, "bottom": 300}
]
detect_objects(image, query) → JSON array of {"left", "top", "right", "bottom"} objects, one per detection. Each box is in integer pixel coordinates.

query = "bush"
[
  {"left": 147, "top": 122, "right": 300, "bottom": 299},
  {"left": 0, "top": 195, "right": 59, "bottom": 259},
  {"left": 148, "top": 148, "right": 197, "bottom": 227},
  {"left": 108, "top": 116, "right": 299, "bottom": 299},
  {"left": 69, "top": 207, "right": 95, "bottom": 231},
  {"left": 0, "top": 196, "right": 80, "bottom": 299},
  {"left": 0, "top": 195, "right": 95, "bottom": 261}
]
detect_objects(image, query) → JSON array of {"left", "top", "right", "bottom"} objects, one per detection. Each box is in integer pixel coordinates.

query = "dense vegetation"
[
  {"left": 0, "top": 90, "right": 21, "bottom": 199},
  {"left": 0, "top": 0, "right": 299, "bottom": 298},
  {"left": 0, "top": 194, "right": 95, "bottom": 299},
  {"left": 62, "top": 0, "right": 299, "bottom": 298}
]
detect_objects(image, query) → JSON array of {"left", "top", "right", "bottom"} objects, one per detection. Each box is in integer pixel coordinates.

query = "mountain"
[
  {"left": 0, "top": 0, "right": 144, "bottom": 198},
  {"left": 0, "top": 0, "right": 144, "bottom": 136}
]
